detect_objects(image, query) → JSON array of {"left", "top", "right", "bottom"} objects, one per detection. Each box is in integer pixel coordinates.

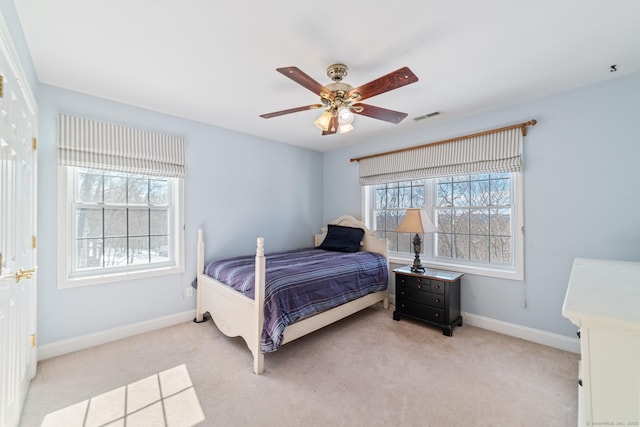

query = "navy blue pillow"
[{"left": 317, "top": 224, "right": 365, "bottom": 253}]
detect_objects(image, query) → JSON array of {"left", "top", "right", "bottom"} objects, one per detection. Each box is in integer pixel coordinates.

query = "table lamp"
[{"left": 395, "top": 208, "right": 438, "bottom": 272}]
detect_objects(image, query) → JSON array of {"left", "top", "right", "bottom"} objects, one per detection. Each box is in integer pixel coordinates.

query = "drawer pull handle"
[
  {"left": 417, "top": 284, "right": 422, "bottom": 289},
  {"left": 435, "top": 299, "right": 440, "bottom": 303},
  {"left": 401, "top": 304, "right": 405, "bottom": 308},
  {"left": 401, "top": 291, "right": 405, "bottom": 295},
  {"left": 434, "top": 313, "right": 439, "bottom": 317}
]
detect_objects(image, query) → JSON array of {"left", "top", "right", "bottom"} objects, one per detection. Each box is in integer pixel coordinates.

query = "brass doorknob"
[{"left": 15, "top": 267, "right": 36, "bottom": 283}]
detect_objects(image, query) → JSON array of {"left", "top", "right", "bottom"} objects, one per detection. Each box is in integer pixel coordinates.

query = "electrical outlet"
[{"left": 185, "top": 286, "right": 193, "bottom": 297}]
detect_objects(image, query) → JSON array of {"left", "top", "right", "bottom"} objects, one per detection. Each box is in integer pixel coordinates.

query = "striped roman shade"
[
  {"left": 58, "top": 114, "right": 186, "bottom": 178},
  {"left": 358, "top": 127, "right": 522, "bottom": 185}
]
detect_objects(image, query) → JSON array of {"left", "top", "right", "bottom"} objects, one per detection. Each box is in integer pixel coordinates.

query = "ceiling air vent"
[{"left": 413, "top": 111, "right": 441, "bottom": 121}]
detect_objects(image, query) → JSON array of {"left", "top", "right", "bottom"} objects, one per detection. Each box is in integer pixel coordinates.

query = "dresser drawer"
[
  {"left": 397, "top": 286, "right": 445, "bottom": 308},
  {"left": 396, "top": 274, "right": 429, "bottom": 291},
  {"left": 397, "top": 300, "right": 445, "bottom": 324}
]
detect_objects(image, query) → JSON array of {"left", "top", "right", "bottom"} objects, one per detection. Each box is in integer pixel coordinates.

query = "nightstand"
[{"left": 393, "top": 266, "right": 463, "bottom": 336}]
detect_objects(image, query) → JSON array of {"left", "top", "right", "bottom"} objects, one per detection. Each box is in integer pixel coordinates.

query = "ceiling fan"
[{"left": 260, "top": 64, "right": 419, "bottom": 135}]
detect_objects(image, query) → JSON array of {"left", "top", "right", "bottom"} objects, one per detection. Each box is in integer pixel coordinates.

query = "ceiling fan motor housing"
[
  {"left": 326, "top": 64, "right": 348, "bottom": 81},
  {"left": 323, "top": 81, "right": 355, "bottom": 108}
]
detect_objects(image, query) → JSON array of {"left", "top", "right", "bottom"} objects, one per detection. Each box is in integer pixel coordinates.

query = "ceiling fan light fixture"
[
  {"left": 338, "top": 107, "right": 354, "bottom": 125},
  {"left": 314, "top": 110, "right": 333, "bottom": 131},
  {"left": 338, "top": 123, "right": 354, "bottom": 134}
]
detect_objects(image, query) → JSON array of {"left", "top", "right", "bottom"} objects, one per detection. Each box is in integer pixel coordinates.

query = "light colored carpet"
[{"left": 20, "top": 306, "right": 579, "bottom": 426}]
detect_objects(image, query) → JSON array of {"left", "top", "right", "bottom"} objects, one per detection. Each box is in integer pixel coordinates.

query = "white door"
[{"left": 0, "top": 17, "right": 38, "bottom": 427}]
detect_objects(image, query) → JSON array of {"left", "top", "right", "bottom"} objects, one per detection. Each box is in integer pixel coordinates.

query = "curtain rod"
[{"left": 349, "top": 119, "right": 537, "bottom": 163}]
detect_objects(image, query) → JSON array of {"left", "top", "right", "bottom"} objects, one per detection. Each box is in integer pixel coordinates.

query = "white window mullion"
[{"left": 424, "top": 180, "right": 436, "bottom": 260}]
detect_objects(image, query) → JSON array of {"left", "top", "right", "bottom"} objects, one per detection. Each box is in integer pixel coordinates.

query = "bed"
[{"left": 194, "top": 215, "right": 389, "bottom": 374}]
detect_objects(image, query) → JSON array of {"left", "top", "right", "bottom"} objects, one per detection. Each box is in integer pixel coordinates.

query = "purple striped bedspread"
[{"left": 203, "top": 248, "right": 388, "bottom": 352}]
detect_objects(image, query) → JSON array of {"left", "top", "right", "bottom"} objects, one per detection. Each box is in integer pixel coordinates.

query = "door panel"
[{"left": 0, "top": 19, "right": 38, "bottom": 427}]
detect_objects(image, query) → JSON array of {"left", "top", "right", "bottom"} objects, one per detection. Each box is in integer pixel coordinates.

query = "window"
[
  {"left": 433, "top": 173, "right": 513, "bottom": 263},
  {"left": 366, "top": 173, "right": 523, "bottom": 280},
  {"left": 56, "top": 114, "right": 186, "bottom": 288},
  {"left": 58, "top": 166, "right": 184, "bottom": 288}
]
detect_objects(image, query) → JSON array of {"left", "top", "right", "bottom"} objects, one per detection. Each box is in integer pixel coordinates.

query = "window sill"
[
  {"left": 58, "top": 264, "right": 184, "bottom": 289},
  {"left": 388, "top": 254, "right": 523, "bottom": 281}
]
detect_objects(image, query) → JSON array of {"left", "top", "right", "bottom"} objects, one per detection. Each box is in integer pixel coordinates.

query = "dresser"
[
  {"left": 562, "top": 258, "right": 640, "bottom": 425},
  {"left": 393, "top": 266, "right": 463, "bottom": 336}
]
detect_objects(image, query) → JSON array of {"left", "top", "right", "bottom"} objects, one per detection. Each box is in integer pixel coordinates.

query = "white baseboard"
[
  {"left": 389, "top": 297, "right": 580, "bottom": 354},
  {"left": 461, "top": 312, "right": 581, "bottom": 354},
  {"left": 38, "top": 310, "right": 196, "bottom": 361}
]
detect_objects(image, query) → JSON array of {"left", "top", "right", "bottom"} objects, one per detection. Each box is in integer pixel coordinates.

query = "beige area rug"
[{"left": 20, "top": 306, "right": 579, "bottom": 426}]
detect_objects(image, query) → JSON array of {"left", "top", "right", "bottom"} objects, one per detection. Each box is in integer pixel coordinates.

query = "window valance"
[
  {"left": 58, "top": 114, "right": 186, "bottom": 178},
  {"left": 352, "top": 120, "right": 535, "bottom": 185}
]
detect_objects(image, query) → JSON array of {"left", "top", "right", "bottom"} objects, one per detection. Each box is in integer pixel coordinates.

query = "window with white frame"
[
  {"left": 367, "top": 172, "right": 523, "bottom": 279},
  {"left": 57, "top": 114, "right": 185, "bottom": 288},
  {"left": 432, "top": 173, "right": 514, "bottom": 264},
  {"left": 357, "top": 124, "right": 529, "bottom": 280}
]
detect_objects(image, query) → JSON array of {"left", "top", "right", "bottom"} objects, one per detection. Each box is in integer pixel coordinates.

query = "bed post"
[
  {"left": 252, "top": 237, "right": 266, "bottom": 374},
  {"left": 195, "top": 229, "right": 205, "bottom": 323}
]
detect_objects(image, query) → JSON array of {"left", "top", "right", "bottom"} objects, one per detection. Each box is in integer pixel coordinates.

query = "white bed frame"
[{"left": 195, "top": 215, "right": 389, "bottom": 374}]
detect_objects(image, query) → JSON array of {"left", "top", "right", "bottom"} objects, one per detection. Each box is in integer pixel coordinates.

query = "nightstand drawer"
[
  {"left": 397, "top": 300, "right": 445, "bottom": 324},
  {"left": 396, "top": 274, "right": 429, "bottom": 290},
  {"left": 430, "top": 280, "right": 445, "bottom": 295},
  {"left": 397, "top": 286, "right": 445, "bottom": 308}
]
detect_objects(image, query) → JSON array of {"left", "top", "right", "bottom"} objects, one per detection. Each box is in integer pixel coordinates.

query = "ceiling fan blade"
[
  {"left": 322, "top": 115, "right": 338, "bottom": 135},
  {"left": 352, "top": 103, "right": 408, "bottom": 124},
  {"left": 277, "top": 67, "right": 333, "bottom": 98},
  {"left": 260, "top": 104, "right": 324, "bottom": 119},
  {"left": 346, "top": 67, "right": 418, "bottom": 102}
]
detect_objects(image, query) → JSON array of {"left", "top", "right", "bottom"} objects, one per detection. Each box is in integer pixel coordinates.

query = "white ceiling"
[{"left": 14, "top": 1, "right": 640, "bottom": 152}]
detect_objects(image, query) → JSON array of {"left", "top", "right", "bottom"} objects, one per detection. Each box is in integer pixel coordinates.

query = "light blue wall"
[
  {"left": 323, "top": 71, "right": 640, "bottom": 338},
  {"left": 36, "top": 84, "right": 323, "bottom": 345}
]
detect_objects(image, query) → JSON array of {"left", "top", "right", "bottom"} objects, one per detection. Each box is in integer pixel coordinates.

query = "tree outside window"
[
  {"left": 434, "top": 173, "right": 512, "bottom": 264},
  {"left": 74, "top": 168, "right": 171, "bottom": 272}
]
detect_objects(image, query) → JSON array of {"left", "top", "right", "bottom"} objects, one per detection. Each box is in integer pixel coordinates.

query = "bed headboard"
[{"left": 314, "top": 215, "right": 388, "bottom": 258}]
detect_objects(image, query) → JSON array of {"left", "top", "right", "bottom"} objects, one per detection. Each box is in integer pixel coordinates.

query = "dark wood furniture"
[{"left": 393, "top": 266, "right": 463, "bottom": 336}]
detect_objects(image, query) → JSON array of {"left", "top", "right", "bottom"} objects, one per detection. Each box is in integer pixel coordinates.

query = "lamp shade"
[
  {"left": 338, "top": 107, "right": 354, "bottom": 125},
  {"left": 395, "top": 209, "right": 438, "bottom": 234},
  {"left": 314, "top": 111, "right": 333, "bottom": 131},
  {"left": 338, "top": 123, "right": 354, "bottom": 134}
]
